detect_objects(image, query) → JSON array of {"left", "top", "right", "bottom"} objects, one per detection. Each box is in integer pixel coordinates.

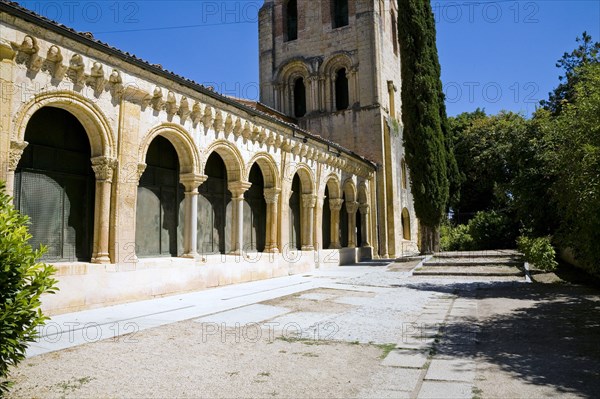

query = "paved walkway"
[{"left": 13, "top": 261, "right": 599, "bottom": 399}]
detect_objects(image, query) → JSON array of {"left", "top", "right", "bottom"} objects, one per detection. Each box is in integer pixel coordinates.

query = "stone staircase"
[{"left": 412, "top": 250, "right": 525, "bottom": 278}]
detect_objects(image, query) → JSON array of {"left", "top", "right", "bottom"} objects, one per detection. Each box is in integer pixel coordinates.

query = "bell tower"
[{"left": 258, "top": 0, "right": 418, "bottom": 257}]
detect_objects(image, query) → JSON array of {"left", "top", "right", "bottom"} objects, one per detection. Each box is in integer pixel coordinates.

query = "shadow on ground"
[{"left": 405, "top": 280, "right": 600, "bottom": 398}]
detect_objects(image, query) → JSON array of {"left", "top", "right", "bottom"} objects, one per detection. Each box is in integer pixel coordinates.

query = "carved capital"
[
  {"left": 228, "top": 181, "right": 252, "bottom": 198},
  {"left": 8, "top": 141, "right": 28, "bottom": 171},
  {"left": 329, "top": 198, "right": 344, "bottom": 212},
  {"left": 302, "top": 194, "right": 317, "bottom": 209},
  {"left": 136, "top": 163, "right": 147, "bottom": 181},
  {"left": 346, "top": 201, "right": 359, "bottom": 214},
  {"left": 91, "top": 156, "right": 117, "bottom": 182},
  {"left": 359, "top": 204, "right": 370, "bottom": 214},
  {"left": 263, "top": 188, "right": 281, "bottom": 204},
  {"left": 180, "top": 173, "right": 207, "bottom": 192}
]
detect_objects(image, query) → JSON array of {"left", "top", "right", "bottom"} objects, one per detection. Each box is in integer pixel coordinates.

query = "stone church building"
[{"left": 0, "top": 0, "right": 418, "bottom": 314}]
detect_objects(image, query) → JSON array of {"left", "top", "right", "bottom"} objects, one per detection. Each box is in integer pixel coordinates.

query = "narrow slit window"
[
  {"left": 294, "top": 77, "right": 306, "bottom": 117},
  {"left": 335, "top": 68, "right": 349, "bottom": 110},
  {"left": 285, "top": 0, "right": 298, "bottom": 41}
]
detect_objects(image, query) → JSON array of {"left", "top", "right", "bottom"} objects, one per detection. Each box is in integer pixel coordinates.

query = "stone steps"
[{"left": 412, "top": 250, "right": 525, "bottom": 278}]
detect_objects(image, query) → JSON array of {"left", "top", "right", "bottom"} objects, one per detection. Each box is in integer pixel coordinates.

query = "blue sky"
[{"left": 15, "top": 0, "right": 600, "bottom": 116}]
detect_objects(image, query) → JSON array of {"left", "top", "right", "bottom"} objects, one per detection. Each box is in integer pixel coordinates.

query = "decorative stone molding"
[
  {"left": 302, "top": 194, "right": 317, "bottom": 208},
  {"left": 329, "top": 198, "right": 344, "bottom": 212},
  {"left": 45, "top": 45, "right": 65, "bottom": 79},
  {"left": 179, "top": 173, "right": 207, "bottom": 192},
  {"left": 346, "top": 201, "right": 359, "bottom": 214},
  {"left": 68, "top": 54, "right": 86, "bottom": 85},
  {"left": 91, "top": 156, "right": 118, "bottom": 182},
  {"left": 263, "top": 188, "right": 281, "bottom": 204},
  {"left": 8, "top": 141, "right": 28, "bottom": 171},
  {"left": 165, "top": 91, "right": 177, "bottom": 117},
  {"left": 228, "top": 181, "right": 252, "bottom": 198},
  {"left": 191, "top": 101, "right": 203, "bottom": 124},
  {"left": 151, "top": 87, "right": 164, "bottom": 111},
  {"left": 359, "top": 204, "right": 370, "bottom": 214},
  {"left": 136, "top": 163, "right": 147, "bottom": 181},
  {"left": 89, "top": 62, "right": 105, "bottom": 93}
]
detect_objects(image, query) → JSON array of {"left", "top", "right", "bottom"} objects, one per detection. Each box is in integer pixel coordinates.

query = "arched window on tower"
[
  {"left": 391, "top": 11, "right": 398, "bottom": 55},
  {"left": 335, "top": 68, "right": 349, "bottom": 110},
  {"left": 285, "top": 0, "right": 298, "bottom": 41},
  {"left": 293, "top": 77, "right": 306, "bottom": 117},
  {"left": 332, "top": 0, "right": 349, "bottom": 28}
]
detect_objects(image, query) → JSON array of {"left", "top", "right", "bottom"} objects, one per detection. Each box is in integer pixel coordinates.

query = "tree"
[
  {"left": 449, "top": 110, "right": 527, "bottom": 220},
  {"left": 548, "top": 63, "right": 600, "bottom": 274},
  {"left": 398, "top": 0, "right": 455, "bottom": 253},
  {"left": 0, "top": 183, "right": 58, "bottom": 393},
  {"left": 541, "top": 32, "right": 600, "bottom": 115}
]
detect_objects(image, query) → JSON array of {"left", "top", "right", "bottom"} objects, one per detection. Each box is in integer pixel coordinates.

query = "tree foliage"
[
  {"left": 541, "top": 32, "right": 600, "bottom": 115},
  {"left": 0, "top": 183, "right": 58, "bottom": 393},
  {"left": 398, "top": 0, "right": 456, "bottom": 252}
]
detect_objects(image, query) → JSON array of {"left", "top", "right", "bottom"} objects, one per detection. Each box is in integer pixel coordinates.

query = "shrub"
[
  {"left": 0, "top": 182, "right": 58, "bottom": 393},
  {"left": 440, "top": 223, "right": 473, "bottom": 251},
  {"left": 468, "top": 210, "right": 517, "bottom": 250},
  {"left": 517, "top": 235, "right": 558, "bottom": 272}
]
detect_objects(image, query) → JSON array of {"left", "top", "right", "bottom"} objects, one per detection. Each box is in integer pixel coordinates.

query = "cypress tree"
[{"left": 397, "top": 0, "right": 454, "bottom": 252}]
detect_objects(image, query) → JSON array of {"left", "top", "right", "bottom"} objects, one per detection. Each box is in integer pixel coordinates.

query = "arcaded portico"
[{"left": 0, "top": 2, "right": 385, "bottom": 314}]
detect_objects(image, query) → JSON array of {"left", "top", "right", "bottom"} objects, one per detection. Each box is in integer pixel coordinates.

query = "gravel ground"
[{"left": 6, "top": 264, "right": 600, "bottom": 399}]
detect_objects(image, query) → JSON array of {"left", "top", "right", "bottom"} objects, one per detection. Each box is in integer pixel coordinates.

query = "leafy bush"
[
  {"left": 0, "top": 182, "right": 58, "bottom": 393},
  {"left": 440, "top": 223, "right": 473, "bottom": 251},
  {"left": 517, "top": 235, "right": 558, "bottom": 272},
  {"left": 468, "top": 210, "right": 517, "bottom": 250}
]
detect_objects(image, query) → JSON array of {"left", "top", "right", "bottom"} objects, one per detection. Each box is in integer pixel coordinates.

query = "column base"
[
  {"left": 91, "top": 254, "right": 111, "bottom": 264},
  {"left": 328, "top": 243, "right": 342, "bottom": 249},
  {"left": 301, "top": 245, "right": 315, "bottom": 251},
  {"left": 181, "top": 252, "right": 199, "bottom": 259}
]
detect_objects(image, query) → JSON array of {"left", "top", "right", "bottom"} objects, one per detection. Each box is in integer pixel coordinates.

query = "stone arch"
[
  {"left": 276, "top": 59, "right": 311, "bottom": 84},
  {"left": 358, "top": 182, "right": 369, "bottom": 205},
  {"left": 323, "top": 173, "right": 342, "bottom": 199},
  {"left": 246, "top": 152, "right": 279, "bottom": 189},
  {"left": 289, "top": 163, "right": 315, "bottom": 194},
  {"left": 342, "top": 178, "right": 357, "bottom": 202},
  {"left": 140, "top": 123, "right": 199, "bottom": 175},
  {"left": 13, "top": 90, "right": 115, "bottom": 158},
  {"left": 320, "top": 52, "right": 355, "bottom": 79},
  {"left": 204, "top": 140, "right": 245, "bottom": 182}
]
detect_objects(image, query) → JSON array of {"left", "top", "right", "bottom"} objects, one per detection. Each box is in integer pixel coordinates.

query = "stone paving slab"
[
  {"left": 297, "top": 293, "right": 336, "bottom": 301},
  {"left": 417, "top": 381, "right": 473, "bottom": 399},
  {"left": 367, "top": 366, "right": 422, "bottom": 392},
  {"left": 194, "top": 304, "right": 291, "bottom": 325},
  {"left": 425, "top": 358, "right": 476, "bottom": 382},
  {"left": 381, "top": 349, "right": 428, "bottom": 368}
]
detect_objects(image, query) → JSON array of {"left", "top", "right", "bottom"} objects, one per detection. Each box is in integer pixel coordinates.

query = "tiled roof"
[{"left": 0, "top": 0, "right": 377, "bottom": 169}]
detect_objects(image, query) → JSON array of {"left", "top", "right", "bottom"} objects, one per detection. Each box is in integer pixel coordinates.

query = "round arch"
[
  {"left": 276, "top": 59, "right": 311, "bottom": 85},
  {"left": 289, "top": 163, "right": 315, "bottom": 194},
  {"left": 204, "top": 140, "right": 245, "bottom": 182},
  {"left": 13, "top": 90, "right": 115, "bottom": 158},
  {"left": 140, "top": 123, "right": 200, "bottom": 174},
  {"left": 342, "top": 179, "right": 357, "bottom": 202},
  {"left": 358, "top": 183, "right": 369, "bottom": 205},
  {"left": 322, "top": 173, "right": 342, "bottom": 199},
  {"left": 320, "top": 53, "right": 355, "bottom": 79},
  {"left": 246, "top": 152, "right": 279, "bottom": 189}
]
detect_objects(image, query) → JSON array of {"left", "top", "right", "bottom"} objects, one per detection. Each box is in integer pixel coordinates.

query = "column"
[
  {"left": 346, "top": 201, "right": 359, "bottom": 248},
  {"left": 180, "top": 173, "right": 207, "bottom": 258},
  {"left": 228, "top": 181, "right": 252, "bottom": 255},
  {"left": 264, "top": 187, "right": 281, "bottom": 253},
  {"left": 301, "top": 193, "right": 317, "bottom": 251},
  {"left": 328, "top": 198, "right": 343, "bottom": 249},
  {"left": 5, "top": 141, "right": 28, "bottom": 195},
  {"left": 359, "top": 204, "right": 371, "bottom": 246},
  {"left": 91, "top": 156, "right": 118, "bottom": 264}
]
